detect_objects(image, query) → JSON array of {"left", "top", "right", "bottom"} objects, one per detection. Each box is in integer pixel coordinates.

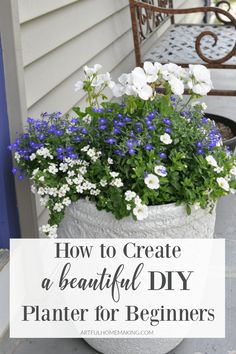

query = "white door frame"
[{"left": 0, "top": 0, "right": 38, "bottom": 238}]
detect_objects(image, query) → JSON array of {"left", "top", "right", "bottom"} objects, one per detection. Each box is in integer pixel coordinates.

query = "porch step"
[{"left": 0, "top": 249, "right": 9, "bottom": 338}]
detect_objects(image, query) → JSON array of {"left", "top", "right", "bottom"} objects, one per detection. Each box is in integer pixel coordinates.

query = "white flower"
[
  {"left": 87, "top": 148, "right": 96, "bottom": 158},
  {"left": 62, "top": 197, "right": 71, "bottom": 207},
  {"left": 230, "top": 166, "right": 236, "bottom": 176},
  {"left": 133, "top": 204, "right": 149, "bottom": 221},
  {"left": 74, "top": 80, "right": 83, "bottom": 92},
  {"left": 38, "top": 176, "right": 45, "bottom": 182},
  {"left": 39, "top": 224, "right": 58, "bottom": 238},
  {"left": 126, "top": 204, "right": 131, "bottom": 210},
  {"left": 76, "top": 185, "right": 84, "bottom": 193},
  {"left": 100, "top": 179, "right": 108, "bottom": 187},
  {"left": 32, "top": 168, "right": 39, "bottom": 177},
  {"left": 144, "top": 174, "right": 160, "bottom": 190},
  {"left": 162, "top": 63, "right": 186, "bottom": 80},
  {"left": 37, "top": 187, "right": 46, "bottom": 196},
  {"left": 131, "top": 67, "right": 153, "bottom": 100},
  {"left": 154, "top": 165, "right": 167, "bottom": 177},
  {"left": 168, "top": 76, "right": 184, "bottom": 96},
  {"left": 30, "top": 153, "right": 36, "bottom": 161},
  {"left": 15, "top": 152, "right": 21, "bottom": 162},
  {"left": 78, "top": 166, "right": 87, "bottom": 175},
  {"left": 53, "top": 203, "right": 64, "bottom": 212},
  {"left": 66, "top": 178, "right": 73, "bottom": 185},
  {"left": 48, "top": 163, "right": 58, "bottom": 175},
  {"left": 58, "top": 184, "right": 70, "bottom": 198},
  {"left": 134, "top": 196, "right": 142, "bottom": 206},
  {"left": 206, "top": 155, "right": 218, "bottom": 168},
  {"left": 217, "top": 177, "right": 230, "bottom": 192},
  {"left": 125, "top": 190, "right": 137, "bottom": 201},
  {"left": 82, "top": 114, "right": 92, "bottom": 124},
  {"left": 110, "top": 171, "right": 119, "bottom": 178},
  {"left": 68, "top": 170, "right": 75, "bottom": 177},
  {"left": 91, "top": 73, "right": 111, "bottom": 87},
  {"left": 40, "top": 196, "right": 49, "bottom": 206},
  {"left": 84, "top": 64, "right": 102, "bottom": 77},
  {"left": 143, "top": 61, "right": 159, "bottom": 83},
  {"left": 214, "top": 166, "right": 224, "bottom": 174},
  {"left": 59, "top": 163, "right": 68, "bottom": 172},
  {"left": 47, "top": 187, "right": 58, "bottom": 197},
  {"left": 90, "top": 189, "right": 101, "bottom": 196},
  {"left": 160, "top": 133, "right": 172, "bottom": 145},
  {"left": 110, "top": 178, "right": 124, "bottom": 188},
  {"left": 108, "top": 158, "right": 113, "bottom": 165},
  {"left": 36, "top": 147, "right": 53, "bottom": 159},
  {"left": 188, "top": 64, "right": 212, "bottom": 96},
  {"left": 81, "top": 145, "right": 90, "bottom": 152}
]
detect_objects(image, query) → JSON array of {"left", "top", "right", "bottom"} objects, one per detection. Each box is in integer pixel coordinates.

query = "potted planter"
[
  {"left": 205, "top": 113, "right": 236, "bottom": 151},
  {"left": 10, "top": 62, "right": 236, "bottom": 354},
  {"left": 58, "top": 201, "right": 216, "bottom": 354}
]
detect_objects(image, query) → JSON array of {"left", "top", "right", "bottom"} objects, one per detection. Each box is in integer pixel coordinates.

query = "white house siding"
[{"left": 17, "top": 0, "right": 204, "bottom": 227}]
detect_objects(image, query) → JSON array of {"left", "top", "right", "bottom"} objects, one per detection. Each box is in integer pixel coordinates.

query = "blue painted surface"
[{"left": 0, "top": 37, "right": 20, "bottom": 248}]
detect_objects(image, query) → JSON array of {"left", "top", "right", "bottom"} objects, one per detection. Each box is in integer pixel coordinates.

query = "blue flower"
[
  {"left": 27, "top": 117, "right": 34, "bottom": 123},
  {"left": 163, "top": 118, "right": 172, "bottom": 125},
  {"left": 106, "top": 138, "right": 116, "bottom": 145},
  {"left": 128, "top": 148, "right": 136, "bottom": 155},
  {"left": 160, "top": 152, "right": 167, "bottom": 158},
  {"left": 98, "top": 125, "right": 107, "bottom": 131},
  {"left": 197, "top": 149, "right": 204, "bottom": 155},
  {"left": 99, "top": 118, "right": 107, "bottom": 124},
  {"left": 164, "top": 128, "right": 172, "bottom": 133},
  {"left": 55, "top": 130, "right": 64, "bottom": 136},
  {"left": 145, "top": 143, "right": 153, "bottom": 151},
  {"left": 56, "top": 147, "right": 64, "bottom": 154},
  {"left": 12, "top": 167, "right": 17, "bottom": 174}
]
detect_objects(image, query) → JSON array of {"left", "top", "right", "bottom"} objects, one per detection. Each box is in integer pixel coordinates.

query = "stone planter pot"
[
  {"left": 205, "top": 112, "right": 236, "bottom": 152},
  {"left": 58, "top": 200, "right": 216, "bottom": 354}
]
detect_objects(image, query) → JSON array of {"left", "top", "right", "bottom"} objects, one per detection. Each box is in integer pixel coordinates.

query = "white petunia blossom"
[
  {"left": 230, "top": 166, "right": 236, "bottom": 176},
  {"left": 217, "top": 177, "right": 230, "bottom": 191},
  {"left": 107, "top": 158, "right": 113, "bottom": 165},
  {"left": 133, "top": 204, "right": 149, "bottom": 221},
  {"left": 154, "top": 165, "right": 167, "bottom": 177},
  {"left": 160, "top": 133, "right": 172, "bottom": 145},
  {"left": 206, "top": 155, "right": 218, "bottom": 168},
  {"left": 134, "top": 196, "right": 142, "bottom": 206},
  {"left": 144, "top": 174, "right": 160, "bottom": 190}
]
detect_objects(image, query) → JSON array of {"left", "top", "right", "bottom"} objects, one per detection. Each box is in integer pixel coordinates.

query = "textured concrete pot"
[{"left": 58, "top": 200, "right": 216, "bottom": 354}]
